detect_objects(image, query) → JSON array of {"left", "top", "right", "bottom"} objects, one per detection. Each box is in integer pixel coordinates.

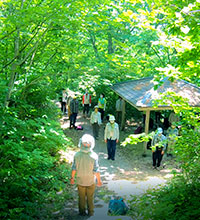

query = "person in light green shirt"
[{"left": 98, "top": 93, "right": 106, "bottom": 121}]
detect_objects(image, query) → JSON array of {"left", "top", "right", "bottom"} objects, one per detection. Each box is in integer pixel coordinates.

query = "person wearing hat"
[
  {"left": 61, "top": 89, "right": 67, "bottom": 114},
  {"left": 166, "top": 123, "right": 179, "bottom": 157},
  {"left": 151, "top": 127, "right": 167, "bottom": 169},
  {"left": 98, "top": 93, "right": 106, "bottom": 121},
  {"left": 70, "top": 134, "right": 102, "bottom": 216},
  {"left": 69, "top": 95, "right": 79, "bottom": 129},
  {"left": 90, "top": 105, "right": 102, "bottom": 140},
  {"left": 82, "top": 89, "right": 92, "bottom": 118},
  {"left": 104, "top": 115, "right": 119, "bottom": 160}
]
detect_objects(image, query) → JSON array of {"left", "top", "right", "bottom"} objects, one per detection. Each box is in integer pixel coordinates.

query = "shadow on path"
[{"left": 57, "top": 113, "right": 177, "bottom": 220}]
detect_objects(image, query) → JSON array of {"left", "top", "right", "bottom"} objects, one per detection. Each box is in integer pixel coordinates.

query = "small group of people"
[
  {"left": 70, "top": 110, "right": 120, "bottom": 216},
  {"left": 68, "top": 92, "right": 121, "bottom": 217},
  {"left": 70, "top": 112, "right": 120, "bottom": 217},
  {"left": 61, "top": 89, "right": 125, "bottom": 164},
  {"left": 151, "top": 122, "right": 179, "bottom": 170},
  {"left": 61, "top": 89, "right": 108, "bottom": 129},
  {"left": 82, "top": 90, "right": 107, "bottom": 121},
  {"left": 90, "top": 107, "right": 119, "bottom": 160},
  {"left": 69, "top": 106, "right": 180, "bottom": 217},
  {"left": 60, "top": 89, "right": 78, "bottom": 129}
]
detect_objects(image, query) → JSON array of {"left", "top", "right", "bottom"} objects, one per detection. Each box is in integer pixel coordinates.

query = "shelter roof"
[{"left": 110, "top": 77, "right": 200, "bottom": 111}]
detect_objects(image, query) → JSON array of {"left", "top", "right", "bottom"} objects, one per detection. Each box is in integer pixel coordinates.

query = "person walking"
[
  {"left": 69, "top": 95, "right": 79, "bottom": 129},
  {"left": 90, "top": 106, "right": 102, "bottom": 140},
  {"left": 98, "top": 93, "right": 106, "bottom": 121},
  {"left": 151, "top": 127, "right": 167, "bottom": 170},
  {"left": 104, "top": 115, "right": 119, "bottom": 161},
  {"left": 82, "top": 89, "right": 91, "bottom": 118},
  {"left": 70, "top": 134, "right": 102, "bottom": 216}
]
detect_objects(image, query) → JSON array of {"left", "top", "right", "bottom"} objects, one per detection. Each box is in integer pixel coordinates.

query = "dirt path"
[{"left": 57, "top": 113, "right": 177, "bottom": 220}]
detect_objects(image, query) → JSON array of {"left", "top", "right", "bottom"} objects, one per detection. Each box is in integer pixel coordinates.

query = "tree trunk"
[
  {"left": 3, "top": 0, "right": 25, "bottom": 108},
  {"left": 4, "top": 30, "right": 20, "bottom": 108},
  {"left": 89, "top": 31, "right": 99, "bottom": 58},
  {"left": 108, "top": 27, "right": 114, "bottom": 54}
]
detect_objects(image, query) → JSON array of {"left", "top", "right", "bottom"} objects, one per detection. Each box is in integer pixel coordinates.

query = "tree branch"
[
  {"left": 1, "top": 25, "right": 45, "bottom": 71},
  {"left": 88, "top": 30, "right": 99, "bottom": 58},
  {"left": 150, "top": 45, "right": 165, "bottom": 66},
  {"left": 0, "top": 29, "right": 17, "bottom": 41},
  {"left": 18, "top": 27, "right": 49, "bottom": 66},
  {"left": 43, "top": 51, "right": 57, "bottom": 70}
]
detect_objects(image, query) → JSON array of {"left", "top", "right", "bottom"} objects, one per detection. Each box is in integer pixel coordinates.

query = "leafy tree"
[
  {"left": 0, "top": 0, "right": 200, "bottom": 218},
  {"left": 122, "top": 1, "right": 200, "bottom": 219}
]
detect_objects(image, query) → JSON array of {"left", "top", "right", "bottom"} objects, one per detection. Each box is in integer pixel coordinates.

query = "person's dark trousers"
[
  {"left": 98, "top": 108, "right": 104, "bottom": 121},
  {"left": 92, "top": 123, "right": 99, "bottom": 139},
  {"left": 83, "top": 104, "right": 90, "bottom": 116},
  {"left": 152, "top": 150, "right": 163, "bottom": 167},
  {"left": 70, "top": 113, "right": 77, "bottom": 128},
  {"left": 107, "top": 139, "right": 117, "bottom": 160},
  {"left": 61, "top": 101, "right": 66, "bottom": 113}
]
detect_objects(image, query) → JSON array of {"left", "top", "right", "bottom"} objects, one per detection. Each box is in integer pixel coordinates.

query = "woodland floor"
[{"left": 48, "top": 110, "right": 179, "bottom": 220}]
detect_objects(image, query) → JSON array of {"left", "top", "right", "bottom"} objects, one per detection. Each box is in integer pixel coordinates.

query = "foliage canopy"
[{"left": 0, "top": 0, "right": 200, "bottom": 219}]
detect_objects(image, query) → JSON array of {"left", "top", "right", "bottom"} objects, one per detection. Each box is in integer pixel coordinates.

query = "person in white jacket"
[
  {"left": 104, "top": 115, "right": 119, "bottom": 160},
  {"left": 90, "top": 106, "right": 102, "bottom": 140}
]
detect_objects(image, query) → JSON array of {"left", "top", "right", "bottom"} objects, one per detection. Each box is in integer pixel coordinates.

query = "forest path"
[{"left": 58, "top": 112, "right": 177, "bottom": 220}]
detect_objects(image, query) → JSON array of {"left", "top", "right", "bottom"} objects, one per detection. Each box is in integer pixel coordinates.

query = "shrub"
[
  {"left": 128, "top": 176, "right": 200, "bottom": 220},
  {"left": 0, "top": 105, "right": 73, "bottom": 219}
]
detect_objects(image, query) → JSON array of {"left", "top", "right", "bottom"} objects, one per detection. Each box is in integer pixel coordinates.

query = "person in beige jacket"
[{"left": 104, "top": 115, "right": 119, "bottom": 161}]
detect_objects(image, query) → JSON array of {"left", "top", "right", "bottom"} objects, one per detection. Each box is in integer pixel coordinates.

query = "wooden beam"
[
  {"left": 138, "top": 106, "right": 173, "bottom": 111},
  {"left": 121, "top": 99, "right": 126, "bottom": 131},
  {"left": 143, "top": 110, "right": 150, "bottom": 155}
]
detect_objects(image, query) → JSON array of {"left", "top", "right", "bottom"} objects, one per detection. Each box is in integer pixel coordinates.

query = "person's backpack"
[
  {"left": 108, "top": 197, "right": 129, "bottom": 215},
  {"left": 76, "top": 125, "right": 83, "bottom": 130},
  {"left": 134, "top": 126, "right": 143, "bottom": 134}
]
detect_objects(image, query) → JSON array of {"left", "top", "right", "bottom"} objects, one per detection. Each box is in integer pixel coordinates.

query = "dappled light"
[
  {"left": 1, "top": 0, "right": 199, "bottom": 219},
  {"left": 106, "top": 177, "right": 167, "bottom": 198},
  {"left": 60, "top": 113, "right": 184, "bottom": 219}
]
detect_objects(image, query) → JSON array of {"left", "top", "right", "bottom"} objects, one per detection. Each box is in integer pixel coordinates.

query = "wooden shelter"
[{"left": 110, "top": 77, "right": 200, "bottom": 154}]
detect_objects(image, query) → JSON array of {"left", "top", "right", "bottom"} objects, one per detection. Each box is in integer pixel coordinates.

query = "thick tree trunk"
[{"left": 3, "top": 0, "right": 25, "bottom": 108}]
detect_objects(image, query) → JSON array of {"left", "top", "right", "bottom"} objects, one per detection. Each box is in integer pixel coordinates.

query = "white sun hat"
[{"left": 109, "top": 115, "right": 115, "bottom": 121}]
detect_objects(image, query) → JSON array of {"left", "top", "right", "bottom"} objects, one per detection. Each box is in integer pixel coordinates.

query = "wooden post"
[
  {"left": 143, "top": 110, "right": 150, "bottom": 155},
  {"left": 120, "top": 99, "right": 126, "bottom": 131}
]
